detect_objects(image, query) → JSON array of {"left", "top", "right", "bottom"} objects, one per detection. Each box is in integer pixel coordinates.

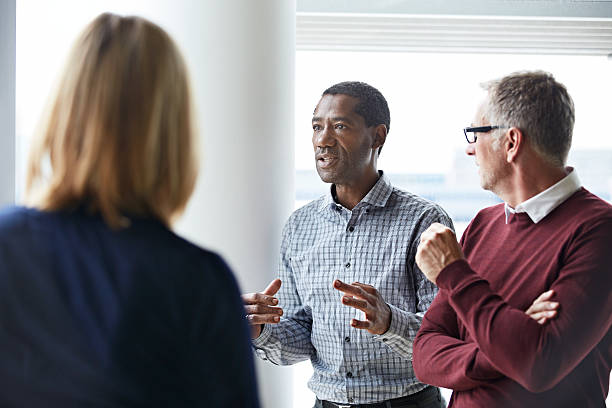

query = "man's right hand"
[
  {"left": 525, "top": 289, "right": 559, "bottom": 325},
  {"left": 242, "top": 278, "right": 283, "bottom": 339}
]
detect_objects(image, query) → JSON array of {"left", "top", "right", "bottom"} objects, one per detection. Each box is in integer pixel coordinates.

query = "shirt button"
[
  {"left": 344, "top": 336, "right": 350, "bottom": 343},
  {"left": 382, "top": 338, "right": 388, "bottom": 342},
  {"left": 348, "top": 397, "right": 354, "bottom": 403},
  {"left": 348, "top": 226, "right": 354, "bottom": 232},
  {"left": 345, "top": 262, "right": 351, "bottom": 268},
  {"left": 346, "top": 372, "right": 353, "bottom": 378},
  {"left": 365, "top": 209, "right": 369, "bottom": 214}
]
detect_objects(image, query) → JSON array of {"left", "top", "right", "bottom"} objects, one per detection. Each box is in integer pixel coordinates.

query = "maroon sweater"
[{"left": 413, "top": 188, "right": 612, "bottom": 407}]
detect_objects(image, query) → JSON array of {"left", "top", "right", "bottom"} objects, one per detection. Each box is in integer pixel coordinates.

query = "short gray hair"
[{"left": 482, "top": 71, "right": 574, "bottom": 167}]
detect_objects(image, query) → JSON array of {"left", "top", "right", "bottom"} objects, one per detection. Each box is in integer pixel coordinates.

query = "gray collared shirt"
[{"left": 253, "top": 172, "right": 453, "bottom": 404}]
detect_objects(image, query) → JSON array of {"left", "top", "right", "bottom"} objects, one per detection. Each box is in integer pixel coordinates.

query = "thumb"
[{"left": 263, "top": 278, "right": 282, "bottom": 296}]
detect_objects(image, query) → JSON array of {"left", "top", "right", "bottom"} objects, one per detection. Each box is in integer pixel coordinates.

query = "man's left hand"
[
  {"left": 416, "top": 223, "right": 464, "bottom": 285},
  {"left": 333, "top": 280, "right": 391, "bottom": 335}
]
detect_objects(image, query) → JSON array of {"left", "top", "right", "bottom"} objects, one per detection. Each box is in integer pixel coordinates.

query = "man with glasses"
[
  {"left": 413, "top": 71, "right": 612, "bottom": 407},
  {"left": 243, "top": 81, "right": 451, "bottom": 407}
]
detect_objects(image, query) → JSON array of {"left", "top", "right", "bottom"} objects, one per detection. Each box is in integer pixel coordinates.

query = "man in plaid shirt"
[{"left": 243, "top": 82, "right": 450, "bottom": 408}]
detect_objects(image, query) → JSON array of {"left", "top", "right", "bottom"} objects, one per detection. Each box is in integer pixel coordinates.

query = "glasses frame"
[{"left": 463, "top": 125, "right": 506, "bottom": 144}]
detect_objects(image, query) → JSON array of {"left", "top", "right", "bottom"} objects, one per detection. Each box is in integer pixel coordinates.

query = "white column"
[
  {"left": 171, "top": 2, "right": 296, "bottom": 407},
  {"left": 0, "top": 0, "right": 15, "bottom": 207}
]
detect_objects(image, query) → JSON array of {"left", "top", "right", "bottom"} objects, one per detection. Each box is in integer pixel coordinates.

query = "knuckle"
[{"left": 253, "top": 305, "right": 268, "bottom": 314}]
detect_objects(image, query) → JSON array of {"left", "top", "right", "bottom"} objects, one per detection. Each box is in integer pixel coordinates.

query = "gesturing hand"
[
  {"left": 333, "top": 280, "right": 391, "bottom": 335},
  {"left": 416, "top": 223, "right": 464, "bottom": 285},
  {"left": 525, "top": 289, "right": 559, "bottom": 325},
  {"left": 242, "top": 279, "right": 283, "bottom": 339}
]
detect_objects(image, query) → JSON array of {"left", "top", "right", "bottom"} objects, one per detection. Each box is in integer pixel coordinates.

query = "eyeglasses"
[{"left": 463, "top": 125, "right": 506, "bottom": 143}]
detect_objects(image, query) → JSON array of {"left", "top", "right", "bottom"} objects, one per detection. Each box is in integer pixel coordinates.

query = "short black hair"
[{"left": 322, "top": 81, "right": 390, "bottom": 134}]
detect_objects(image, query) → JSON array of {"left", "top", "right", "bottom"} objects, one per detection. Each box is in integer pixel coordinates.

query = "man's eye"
[
  {"left": 335, "top": 124, "right": 345, "bottom": 130},
  {"left": 312, "top": 124, "right": 321, "bottom": 131}
]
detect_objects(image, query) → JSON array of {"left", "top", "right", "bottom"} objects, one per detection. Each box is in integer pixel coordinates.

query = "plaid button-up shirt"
[{"left": 253, "top": 172, "right": 453, "bottom": 404}]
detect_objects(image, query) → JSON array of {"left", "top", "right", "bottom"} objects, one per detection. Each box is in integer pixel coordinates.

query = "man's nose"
[
  {"left": 313, "top": 126, "right": 335, "bottom": 147},
  {"left": 465, "top": 143, "right": 475, "bottom": 156}
]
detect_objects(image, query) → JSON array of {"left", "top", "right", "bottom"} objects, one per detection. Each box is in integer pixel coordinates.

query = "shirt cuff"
[
  {"left": 251, "top": 324, "right": 273, "bottom": 348},
  {"left": 251, "top": 324, "right": 274, "bottom": 361},
  {"left": 373, "top": 303, "right": 413, "bottom": 356}
]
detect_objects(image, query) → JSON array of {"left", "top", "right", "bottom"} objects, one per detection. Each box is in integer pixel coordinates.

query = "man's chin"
[
  {"left": 317, "top": 170, "right": 335, "bottom": 183},
  {"left": 316, "top": 168, "right": 337, "bottom": 184}
]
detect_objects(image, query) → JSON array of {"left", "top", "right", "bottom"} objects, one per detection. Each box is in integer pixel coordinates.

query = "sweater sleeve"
[
  {"left": 436, "top": 218, "right": 612, "bottom": 393},
  {"left": 413, "top": 287, "right": 503, "bottom": 390}
]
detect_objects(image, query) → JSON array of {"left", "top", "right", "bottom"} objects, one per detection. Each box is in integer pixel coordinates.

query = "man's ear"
[
  {"left": 373, "top": 124, "right": 387, "bottom": 151},
  {"left": 505, "top": 127, "right": 523, "bottom": 163}
]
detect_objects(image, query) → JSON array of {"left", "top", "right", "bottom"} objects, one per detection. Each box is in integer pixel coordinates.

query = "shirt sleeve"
[
  {"left": 374, "top": 205, "right": 454, "bottom": 359},
  {"left": 252, "top": 217, "right": 315, "bottom": 365},
  {"left": 435, "top": 217, "right": 612, "bottom": 393}
]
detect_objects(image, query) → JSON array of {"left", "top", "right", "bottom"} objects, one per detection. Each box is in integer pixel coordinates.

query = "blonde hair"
[{"left": 25, "top": 13, "right": 198, "bottom": 228}]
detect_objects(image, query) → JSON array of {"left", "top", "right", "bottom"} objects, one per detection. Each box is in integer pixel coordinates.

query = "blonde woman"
[{"left": 0, "top": 13, "right": 259, "bottom": 407}]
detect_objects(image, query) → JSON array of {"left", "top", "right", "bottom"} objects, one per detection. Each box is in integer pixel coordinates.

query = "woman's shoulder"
[
  {"left": 0, "top": 206, "right": 44, "bottom": 235},
  {"left": 156, "top": 228, "right": 235, "bottom": 281}
]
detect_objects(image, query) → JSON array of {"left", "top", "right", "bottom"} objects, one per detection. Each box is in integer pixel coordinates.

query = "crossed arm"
[
  {"left": 414, "top": 222, "right": 612, "bottom": 392},
  {"left": 414, "top": 283, "right": 559, "bottom": 390}
]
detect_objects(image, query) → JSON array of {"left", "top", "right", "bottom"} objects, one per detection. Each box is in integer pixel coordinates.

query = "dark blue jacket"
[{"left": 0, "top": 206, "right": 259, "bottom": 407}]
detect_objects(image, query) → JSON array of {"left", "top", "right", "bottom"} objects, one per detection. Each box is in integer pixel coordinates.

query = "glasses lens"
[{"left": 464, "top": 129, "right": 476, "bottom": 143}]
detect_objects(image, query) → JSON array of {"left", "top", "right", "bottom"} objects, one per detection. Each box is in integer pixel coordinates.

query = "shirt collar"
[
  {"left": 504, "top": 167, "right": 581, "bottom": 224},
  {"left": 319, "top": 170, "right": 393, "bottom": 212}
]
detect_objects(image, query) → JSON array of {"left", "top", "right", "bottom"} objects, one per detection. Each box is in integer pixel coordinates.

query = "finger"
[
  {"left": 242, "top": 292, "right": 279, "bottom": 306},
  {"left": 526, "top": 310, "right": 557, "bottom": 321},
  {"left": 244, "top": 304, "right": 283, "bottom": 316},
  {"left": 247, "top": 314, "right": 281, "bottom": 325},
  {"left": 537, "top": 317, "right": 547, "bottom": 325},
  {"left": 526, "top": 301, "right": 559, "bottom": 315},
  {"left": 350, "top": 319, "right": 371, "bottom": 330},
  {"left": 419, "top": 229, "right": 435, "bottom": 243},
  {"left": 352, "top": 282, "right": 377, "bottom": 295},
  {"left": 422, "top": 222, "right": 450, "bottom": 238},
  {"left": 333, "top": 280, "right": 367, "bottom": 298},
  {"left": 341, "top": 296, "right": 368, "bottom": 312},
  {"left": 263, "top": 278, "right": 282, "bottom": 296},
  {"left": 534, "top": 289, "right": 555, "bottom": 303}
]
